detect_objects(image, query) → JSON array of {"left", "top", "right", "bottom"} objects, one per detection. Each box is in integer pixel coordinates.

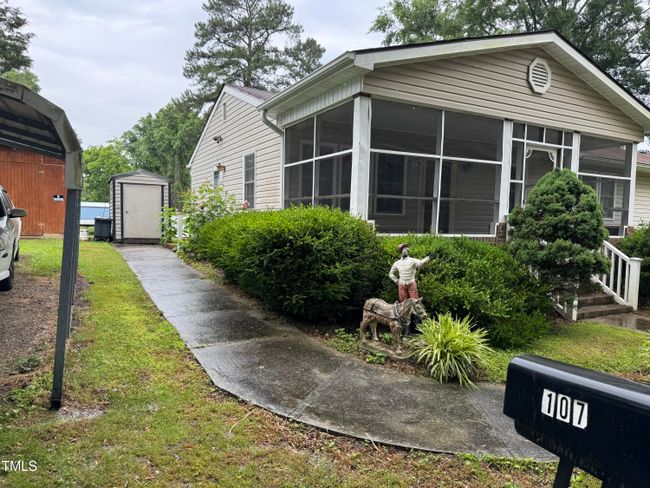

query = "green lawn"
[
  {"left": 482, "top": 322, "right": 649, "bottom": 383},
  {"left": 0, "top": 240, "right": 603, "bottom": 487}
]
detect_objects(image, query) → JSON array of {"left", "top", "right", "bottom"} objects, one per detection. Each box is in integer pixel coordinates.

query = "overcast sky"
[{"left": 13, "top": 0, "right": 386, "bottom": 148}]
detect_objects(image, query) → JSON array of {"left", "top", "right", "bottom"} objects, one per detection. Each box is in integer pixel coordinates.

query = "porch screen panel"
[
  {"left": 579, "top": 136, "right": 632, "bottom": 177},
  {"left": 371, "top": 100, "right": 440, "bottom": 154},
  {"left": 443, "top": 112, "right": 503, "bottom": 161},
  {"left": 316, "top": 102, "right": 353, "bottom": 156},
  {"left": 284, "top": 163, "right": 313, "bottom": 207},
  {"left": 283, "top": 102, "right": 353, "bottom": 211},
  {"left": 438, "top": 161, "right": 500, "bottom": 235},
  {"left": 580, "top": 175, "right": 630, "bottom": 236},
  {"left": 577, "top": 135, "right": 632, "bottom": 235},
  {"left": 368, "top": 153, "right": 437, "bottom": 233},
  {"left": 315, "top": 153, "right": 352, "bottom": 211},
  {"left": 285, "top": 118, "right": 314, "bottom": 163}
]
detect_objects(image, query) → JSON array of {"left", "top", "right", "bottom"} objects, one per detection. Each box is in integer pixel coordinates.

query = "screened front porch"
[{"left": 282, "top": 97, "right": 636, "bottom": 237}]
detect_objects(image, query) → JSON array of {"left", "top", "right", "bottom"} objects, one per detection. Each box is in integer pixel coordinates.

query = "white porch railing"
[
  {"left": 554, "top": 296, "right": 579, "bottom": 322},
  {"left": 592, "top": 240, "right": 642, "bottom": 311},
  {"left": 554, "top": 240, "right": 642, "bottom": 321}
]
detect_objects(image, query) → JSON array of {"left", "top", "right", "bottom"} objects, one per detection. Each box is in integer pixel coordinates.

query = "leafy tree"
[
  {"left": 0, "top": 0, "right": 33, "bottom": 74},
  {"left": 370, "top": 0, "right": 650, "bottom": 98},
  {"left": 507, "top": 169, "right": 609, "bottom": 299},
  {"left": 82, "top": 143, "right": 133, "bottom": 202},
  {"left": 183, "top": 0, "right": 324, "bottom": 102},
  {"left": 2, "top": 68, "right": 39, "bottom": 92},
  {"left": 122, "top": 99, "right": 205, "bottom": 203}
]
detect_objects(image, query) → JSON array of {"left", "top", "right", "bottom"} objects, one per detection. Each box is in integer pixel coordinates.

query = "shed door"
[{"left": 122, "top": 184, "right": 162, "bottom": 240}]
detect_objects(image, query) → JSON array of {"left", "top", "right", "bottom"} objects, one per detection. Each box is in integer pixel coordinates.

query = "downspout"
[{"left": 262, "top": 109, "right": 283, "bottom": 135}]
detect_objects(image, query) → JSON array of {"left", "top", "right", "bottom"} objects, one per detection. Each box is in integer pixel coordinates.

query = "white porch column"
[
  {"left": 570, "top": 132, "right": 581, "bottom": 173},
  {"left": 498, "top": 120, "right": 513, "bottom": 222},
  {"left": 350, "top": 95, "right": 371, "bottom": 219},
  {"left": 628, "top": 142, "right": 638, "bottom": 227}
]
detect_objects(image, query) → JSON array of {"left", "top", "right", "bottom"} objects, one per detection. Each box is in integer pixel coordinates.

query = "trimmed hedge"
[
  {"left": 194, "top": 207, "right": 552, "bottom": 348},
  {"left": 194, "top": 206, "right": 385, "bottom": 321},
  {"left": 378, "top": 235, "right": 552, "bottom": 348}
]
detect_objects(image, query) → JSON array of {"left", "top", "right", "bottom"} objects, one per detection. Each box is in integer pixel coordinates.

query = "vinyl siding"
[
  {"left": 190, "top": 92, "right": 282, "bottom": 209},
  {"left": 363, "top": 47, "right": 644, "bottom": 142},
  {"left": 109, "top": 173, "right": 169, "bottom": 241},
  {"left": 634, "top": 171, "right": 650, "bottom": 226}
]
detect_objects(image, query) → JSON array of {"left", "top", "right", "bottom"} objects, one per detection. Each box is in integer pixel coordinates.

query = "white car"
[{"left": 0, "top": 186, "right": 27, "bottom": 291}]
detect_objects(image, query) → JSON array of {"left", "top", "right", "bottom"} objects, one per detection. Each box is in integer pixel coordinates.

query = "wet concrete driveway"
[{"left": 119, "top": 245, "right": 553, "bottom": 460}]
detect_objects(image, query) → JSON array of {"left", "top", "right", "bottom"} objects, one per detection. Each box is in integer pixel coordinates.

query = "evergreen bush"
[
  {"left": 378, "top": 235, "right": 552, "bottom": 348},
  {"left": 194, "top": 208, "right": 552, "bottom": 347},
  {"left": 195, "top": 206, "right": 385, "bottom": 321},
  {"left": 507, "top": 169, "right": 609, "bottom": 300}
]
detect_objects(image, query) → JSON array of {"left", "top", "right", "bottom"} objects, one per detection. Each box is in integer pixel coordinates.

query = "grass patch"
[
  {"left": 16, "top": 238, "right": 62, "bottom": 277},
  {"left": 0, "top": 240, "right": 601, "bottom": 487},
  {"left": 481, "top": 321, "right": 650, "bottom": 383}
]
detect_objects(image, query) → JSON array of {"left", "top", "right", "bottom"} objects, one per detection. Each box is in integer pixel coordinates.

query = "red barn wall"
[{"left": 0, "top": 145, "right": 66, "bottom": 236}]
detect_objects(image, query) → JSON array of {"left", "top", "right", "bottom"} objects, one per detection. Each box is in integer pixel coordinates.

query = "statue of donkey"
[{"left": 360, "top": 298, "right": 428, "bottom": 353}]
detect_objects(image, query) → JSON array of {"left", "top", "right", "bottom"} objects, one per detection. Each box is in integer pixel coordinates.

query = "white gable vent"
[{"left": 528, "top": 57, "right": 551, "bottom": 94}]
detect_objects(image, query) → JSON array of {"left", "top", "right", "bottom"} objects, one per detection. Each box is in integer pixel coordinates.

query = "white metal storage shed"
[{"left": 109, "top": 169, "right": 170, "bottom": 243}]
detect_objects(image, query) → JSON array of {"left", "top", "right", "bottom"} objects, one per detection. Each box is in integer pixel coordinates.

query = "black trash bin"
[{"left": 94, "top": 217, "right": 112, "bottom": 242}]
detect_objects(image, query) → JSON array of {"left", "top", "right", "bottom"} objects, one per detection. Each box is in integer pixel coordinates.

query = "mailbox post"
[{"left": 503, "top": 355, "right": 650, "bottom": 488}]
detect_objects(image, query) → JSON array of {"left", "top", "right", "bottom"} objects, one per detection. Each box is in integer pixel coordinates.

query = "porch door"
[{"left": 524, "top": 149, "right": 555, "bottom": 204}]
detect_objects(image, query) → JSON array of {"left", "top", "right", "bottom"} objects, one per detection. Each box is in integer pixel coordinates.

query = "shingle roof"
[{"left": 227, "top": 85, "right": 275, "bottom": 101}]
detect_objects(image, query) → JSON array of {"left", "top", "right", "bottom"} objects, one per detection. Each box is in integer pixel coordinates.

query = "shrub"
[
  {"left": 195, "top": 206, "right": 385, "bottom": 321},
  {"left": 507, "top": 169, "right": 609, "bottom": 300},
  {"left": 618, "top": 223, "right": 650, "bottom": 307},
  {"left": 378, "top": 234, "right": 551, "bottom": 348},
  {"left": 160, "top": 206, "right": 178, "bottom": 245},
  {"left": 414, "top": 314, "right": 492, "bottom": 388},
  {"left": 179, "top": 183, "right": 238, "bottom": 253}
]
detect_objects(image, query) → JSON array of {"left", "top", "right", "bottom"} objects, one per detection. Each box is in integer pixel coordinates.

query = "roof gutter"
[{"left": 258, "top": 52, "right": 356, "bottom": 111}]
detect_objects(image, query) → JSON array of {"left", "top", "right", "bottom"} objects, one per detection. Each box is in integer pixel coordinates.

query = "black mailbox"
[{"left": 504, "top": 355, "right": 650, "bottom": 488}]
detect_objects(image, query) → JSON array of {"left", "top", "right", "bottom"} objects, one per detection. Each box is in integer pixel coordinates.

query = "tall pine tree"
[{"left": 183, "top": 0, "right": 324, "bottom": 103}]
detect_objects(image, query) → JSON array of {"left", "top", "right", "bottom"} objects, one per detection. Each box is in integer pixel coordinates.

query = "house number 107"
[{"left": 541, "top": 389, "right": 588, "bottom": 429}]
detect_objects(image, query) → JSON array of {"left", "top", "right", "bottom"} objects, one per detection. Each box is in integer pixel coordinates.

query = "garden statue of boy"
[{"left": 389, "top": 243, "right": 434, "bottom": 302}]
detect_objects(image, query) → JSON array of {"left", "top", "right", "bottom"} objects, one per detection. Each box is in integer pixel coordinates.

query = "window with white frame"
[
  {"left": 243, "top": 153, "right": 255, "bottom": 208},
  {"left": 368, "top": 99, "right": 502, "bottom": 235},
  {"left": 578, "top": 136, "right": 632, "bottom": 236},
  {"left": 284, "top": 101, "right": 353, "bottom": 210}
]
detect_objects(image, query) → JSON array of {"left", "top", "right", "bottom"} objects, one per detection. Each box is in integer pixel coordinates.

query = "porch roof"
[{"left": 259, "top": 31, "right": 650, "bottom": 134}]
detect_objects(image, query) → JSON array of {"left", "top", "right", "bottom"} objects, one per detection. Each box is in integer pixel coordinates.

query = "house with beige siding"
[
  {"left": 191, "top": 31, "right": 650, "bottom": 238},
  {"left": 188, "top": 85, "right": 282, "bottom": 209},
  {"left": 633, "top": 152, "right": 650, "bottom": 226}
]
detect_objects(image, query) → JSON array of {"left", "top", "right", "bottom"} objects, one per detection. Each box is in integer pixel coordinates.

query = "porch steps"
[{"left": 577, "top": 292, "right": 633, "bottom": 320}]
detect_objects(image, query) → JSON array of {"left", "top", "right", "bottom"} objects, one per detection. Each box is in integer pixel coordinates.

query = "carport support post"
[{"left": 50, "top": 188, "right": 81, "bottom": 409}]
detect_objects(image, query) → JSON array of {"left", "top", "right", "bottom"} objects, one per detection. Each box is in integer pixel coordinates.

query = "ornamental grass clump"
[{"left": 414, "top": 313, "right": 492, "bottom": 388}]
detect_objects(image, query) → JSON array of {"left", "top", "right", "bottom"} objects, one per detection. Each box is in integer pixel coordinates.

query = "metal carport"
[{"left": 0, "top": 78, "right": 82, "bottom": 409}]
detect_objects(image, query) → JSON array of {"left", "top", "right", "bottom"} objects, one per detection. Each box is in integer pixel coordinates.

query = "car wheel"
[{"left": 0, "top": 259, "right": 14, "bottom": 291}]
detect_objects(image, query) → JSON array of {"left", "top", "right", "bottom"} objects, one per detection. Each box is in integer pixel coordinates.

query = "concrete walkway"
[{"left": 119, "top": 245, "right": 552, "bottom": 460}]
